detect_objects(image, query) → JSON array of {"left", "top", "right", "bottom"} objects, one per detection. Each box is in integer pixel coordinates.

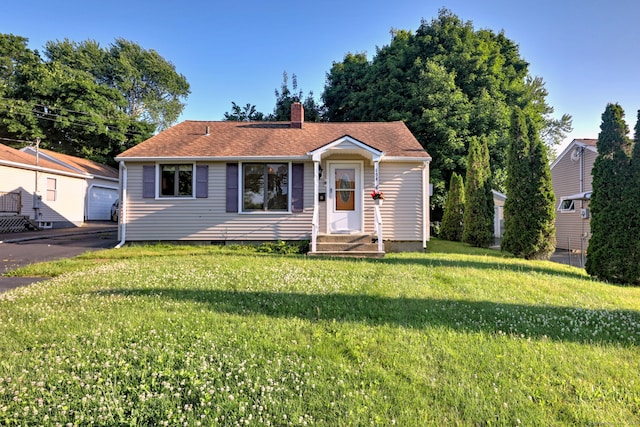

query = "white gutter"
[
  {"left": 115, "top": 155, "right": 311, "bottom": 162},
  {"left": 381, "top": 156, "right": 433, "bottom": 162},
  {"left": 0, "top": 159, "right": 92, "bottom": 179},
  {"left": 115, "top": 161, "right": 127, "bottom": 248}
]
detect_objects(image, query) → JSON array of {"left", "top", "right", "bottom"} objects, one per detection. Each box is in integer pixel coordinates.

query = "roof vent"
[{"left": 205, "top": 126, "right": 210, "bottom": 136}]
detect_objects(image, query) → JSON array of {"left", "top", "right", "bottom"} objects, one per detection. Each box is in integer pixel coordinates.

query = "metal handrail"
[
  {"left": 374, "top": 204, "right": 383, "bottom": 252},
  {"left": 311, "top": 209, "right": 319, "bottom": 252}
]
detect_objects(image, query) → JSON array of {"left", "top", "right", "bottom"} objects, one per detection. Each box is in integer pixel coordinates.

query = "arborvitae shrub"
[{"left": 440, "top": 172, "right": 465, "bottom": 241}]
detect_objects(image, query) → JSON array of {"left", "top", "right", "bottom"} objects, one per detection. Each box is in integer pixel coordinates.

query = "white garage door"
[{"left": 88, "top": 186, "right": 118, "bottom": 220}]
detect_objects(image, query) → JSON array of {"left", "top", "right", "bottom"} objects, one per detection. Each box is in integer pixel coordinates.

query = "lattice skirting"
[{"left": 0, "top": 216, "right": 38, "bottom": 233}]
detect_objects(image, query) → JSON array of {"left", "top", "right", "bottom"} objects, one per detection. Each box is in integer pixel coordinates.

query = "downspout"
[
  {"left": 579, "top": 145, "right": 584, "bottom": 195},
  {"left": 578, "top": 145, "right": 585, "bottom": 265},
  {"left": 115, "top": 161, "right": 127, "bottom": 248},
  {"left": 422, "top": 159, "right": 430, "bottom": 249},
  {"left": 33, "top": 138, "right": 41, "bottom": 221}
]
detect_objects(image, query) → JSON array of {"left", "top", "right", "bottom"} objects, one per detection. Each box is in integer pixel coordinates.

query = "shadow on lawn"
[
  {"left": 376, "top": 256, "right": 591, "bottom": 281},
  {"left": 98, "top": 288, "right": 639, "bottom": 346}
]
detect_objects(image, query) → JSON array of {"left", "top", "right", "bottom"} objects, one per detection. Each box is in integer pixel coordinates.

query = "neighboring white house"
[
  {"left": 0, "top": 142, "right": 118, "bottom": 230},
  {"left": 550, "top": 138, "right": 597, "bottom": 253},
  {"left": 114, "top": 103, "right": 432, "bottom": 255},
  {"left": 21, "top": 147, "right": 119, "bottom": 221}
]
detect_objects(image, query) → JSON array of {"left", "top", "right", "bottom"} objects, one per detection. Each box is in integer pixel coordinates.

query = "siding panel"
[
  {"left": 125, "top": 163, "right": 313, "bottom": 241},
  {"left": 124, "top": 160, "right": 426, "bottom": 243},
  {"left": 551, "top": 145, "right": 595, "bottom": 251},
  {"left": 376, "top": 163, "right": 425, "bottom": 241},
  {"left": 0, "top": 164, "right": 86, "bottom": 226}
]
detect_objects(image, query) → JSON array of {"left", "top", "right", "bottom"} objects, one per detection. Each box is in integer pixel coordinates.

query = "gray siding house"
[{"left": 550, "top": 138, "right": 597, "bottom": 253}]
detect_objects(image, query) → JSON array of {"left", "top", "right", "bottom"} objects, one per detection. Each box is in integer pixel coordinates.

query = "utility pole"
[{"left": 33, "top": 137, "right": 41, "bottom": 220}]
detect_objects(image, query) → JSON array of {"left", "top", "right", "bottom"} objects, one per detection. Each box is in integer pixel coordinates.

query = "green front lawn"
[{"left": 1, "top": 240, "right": 638, "bottom": 425}]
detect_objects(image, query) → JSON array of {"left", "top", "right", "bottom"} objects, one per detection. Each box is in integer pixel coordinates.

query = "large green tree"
[
  {"left": 0, "top": 35, "right": 40, "bottom": 139},
  {"left": 586, "top": 104, "right": 635, "bottom": 283},
  {"left": 439, "top": 172, "right": 465, "bottom": 241},
  {"left": 0, "top": 34, "right": 187, "bottom": 165},
  {"left": 223, "top": 102, "right": 266, "bottom": 121},
  {"left": 45, "top": 38, "right": 190, "bottom": 131},
  {"left": 271, "top": 71, "right": 323, "bottom": 122},
  {"left": 462, "top": 136, "right": 494, "bottom": 248},
  {"left": 502, "top": 108, "right": 556, "bottom": 259},
  {"left": 322, "top": 9, "right": 571, "bottom": 216},
  {"left": 223, "top": 72, "right": 324, "bottom": 122},
  {"left": 626, "top": 111, "right": 640, "bottom": 283}
]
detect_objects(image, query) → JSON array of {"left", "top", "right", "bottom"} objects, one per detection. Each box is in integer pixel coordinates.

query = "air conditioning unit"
[{"left": 580, "top": 208, "right": 590, "bottom": 219}]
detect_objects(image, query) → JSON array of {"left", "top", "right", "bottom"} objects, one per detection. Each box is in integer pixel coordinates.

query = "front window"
[
  {"left": 160, "top": 164, "right": 193, "bottom": 197},
  {"left": 558, "top": 199, "right": 575, "bottom": 212},
  {"left": 243, "top": 163, "right": 289, "bottom": 211}
]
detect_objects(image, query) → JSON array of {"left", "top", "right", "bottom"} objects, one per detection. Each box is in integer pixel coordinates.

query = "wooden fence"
[{"left": 0, "top": 191, "right": 21, "bottom": 214}]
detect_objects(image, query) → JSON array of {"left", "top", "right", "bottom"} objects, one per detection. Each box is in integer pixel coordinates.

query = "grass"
[{"left": 0, "top": 240, "right": 639, "bottom": 426}]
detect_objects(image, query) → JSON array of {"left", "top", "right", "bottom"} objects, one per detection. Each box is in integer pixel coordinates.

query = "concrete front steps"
[{"left": 309, "top": 234, "right": 384, "bottom": 258}]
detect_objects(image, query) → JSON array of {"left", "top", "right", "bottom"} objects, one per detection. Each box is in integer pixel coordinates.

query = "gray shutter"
[
  {"left": 143, "top": 165, "right": 155, "bottom": 198},
  {"left": 196, "top": 165, "right": 208, "bottom": 198},
  {"left": 226, "top": 163, "right": 238, "bottom": 212},
  {"left": 291, "top": 163, "right": 304, "bottom": 212}
]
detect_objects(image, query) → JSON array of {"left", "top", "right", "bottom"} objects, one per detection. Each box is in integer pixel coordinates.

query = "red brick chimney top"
[{"left": 291, "top": 102, "right": 304, "bottom": 129}]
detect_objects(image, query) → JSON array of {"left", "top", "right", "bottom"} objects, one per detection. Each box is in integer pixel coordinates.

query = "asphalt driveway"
[{"left": 0, "top": 222, "right": 117, "bottom": 293}]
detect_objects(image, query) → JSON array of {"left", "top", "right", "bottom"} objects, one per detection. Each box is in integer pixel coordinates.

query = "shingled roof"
[
  {"left": 1, "top": 142, "right": 118, "bottom": 180},
  {"left": 0, "top": 143, "right": 79, "bottom": 175},
  {"left": 30, "top": 147, "right": 119, "bottom": 179},
  {"left": 574, "top": 138, "right": 597, "bottom": 147},
  {"left": 116, "top": 120, "right": 430, "bottom": 161}
]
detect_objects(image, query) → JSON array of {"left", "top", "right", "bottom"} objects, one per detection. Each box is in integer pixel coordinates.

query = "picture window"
[{"left": 242, "top": 163, "right": 289, "bottom": 211}]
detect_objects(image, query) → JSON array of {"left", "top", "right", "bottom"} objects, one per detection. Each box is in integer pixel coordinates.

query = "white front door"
[{"left": 328, "top": 162, "right": 363, "bottom": 233}]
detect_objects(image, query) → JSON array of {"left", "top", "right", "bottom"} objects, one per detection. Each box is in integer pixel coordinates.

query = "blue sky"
[{"left": 3, "top": 0, "right": 640, "bottom": 151}]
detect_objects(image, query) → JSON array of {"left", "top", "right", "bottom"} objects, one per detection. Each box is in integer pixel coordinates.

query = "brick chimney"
[{"left": 291, "top": 102, "right": 304, "bottom": 128}]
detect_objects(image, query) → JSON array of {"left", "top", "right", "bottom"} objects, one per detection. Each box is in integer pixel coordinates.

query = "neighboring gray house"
[
  {"left": 114, "top": 103, "right": 432, "bottom": 256},
  {"left": 492, "top": 190, "right": 506, "bottom": 239},
  {"left": 550, "top": 138, "right": 597, "bottom": 253}
]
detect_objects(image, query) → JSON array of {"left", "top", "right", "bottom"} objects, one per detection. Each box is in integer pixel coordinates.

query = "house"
[
  {"left": 20, "top": 146, "right": 119, "bottom": 221},
  {"left": 0, "top": 142, "right": 118, "bottom": 231},
  {"left": 550, "top": 138, "right": 597, "bottom": 253},
  {"left": 492, "top": 190, "right": 506, "bottom": 239},
  {"left": 114, "top": 103, "right": 432, "bottom": 255}
]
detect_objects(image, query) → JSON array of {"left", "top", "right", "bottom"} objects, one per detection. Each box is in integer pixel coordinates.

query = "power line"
[
  {"left": 0, "top": 136, "right": 35, "bottom": 144},
  {"left": 0, "top": 97, "right": 147, "bottom": 137},
  {"left": 0, "top": 97, "right": 104, "bottom": 119}
]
